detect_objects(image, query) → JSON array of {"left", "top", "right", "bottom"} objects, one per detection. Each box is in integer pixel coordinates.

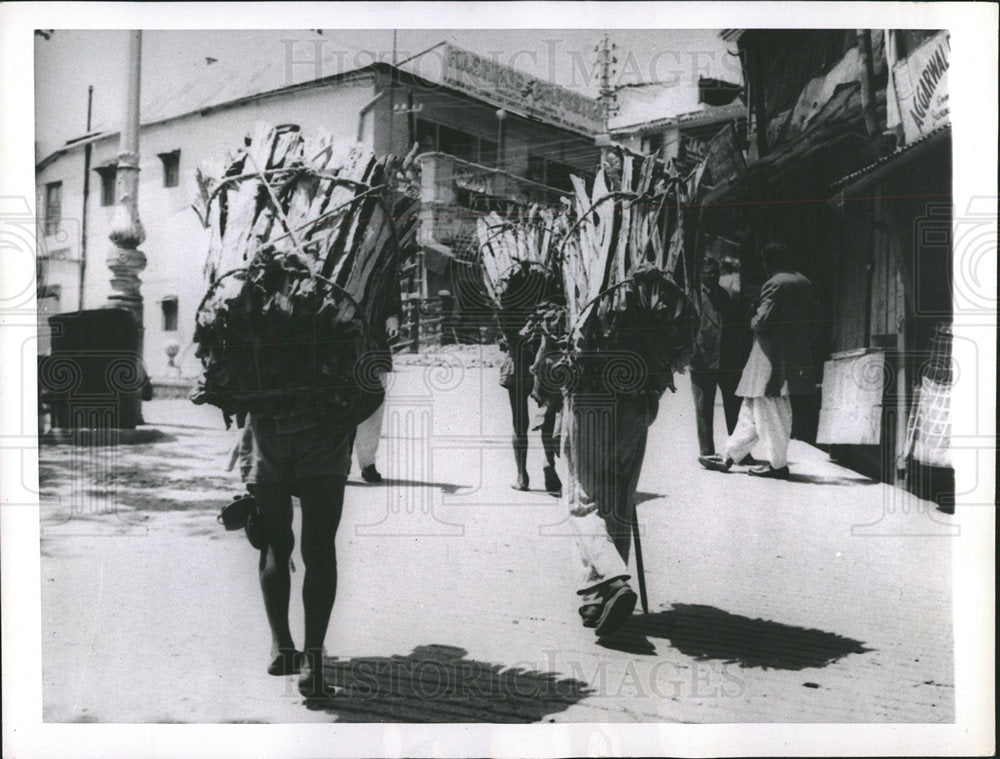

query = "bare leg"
[
  {"left": 256, "top": 482, "right": 296, "bottom": 662},
  {"left": 296, "top": 475, "right": 346, "bottom": 695},
  {"left": 507, "top": 385, "right": 530, "bottom": 490}
]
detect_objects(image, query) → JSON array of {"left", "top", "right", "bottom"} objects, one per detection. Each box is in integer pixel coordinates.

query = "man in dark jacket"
[
  {"left": 699, "top": 241, "right": 819, "bottom": 479},
  {"left": 689, "top": 257, "right": 749, "bottom": 459}
]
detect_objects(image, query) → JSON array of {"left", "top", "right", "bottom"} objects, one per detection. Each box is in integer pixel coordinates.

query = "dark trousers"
[
  {"left": 507, "top": 383, "right": 560, "bottom": 469},
  {"left": 690, "top": 369, "right": 741, "bottom": 456}
]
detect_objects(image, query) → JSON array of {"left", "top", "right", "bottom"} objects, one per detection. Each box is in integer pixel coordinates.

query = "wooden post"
[
  {"left": 857, "top": 30, "right": 880, "bottom": 140},
  {"left": 631, "top": 509, "right": 649, "bottom": 615},
  {"left": 749, "top": 38, "right": 768, "bottom": 157}
]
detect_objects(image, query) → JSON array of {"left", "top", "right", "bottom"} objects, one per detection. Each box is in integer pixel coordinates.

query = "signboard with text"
[
  {"left": 436, "top": 44, "right": 603, "bottom": 136},
  {"left": 893, "top": 31, "right": 950, "bottom": 144}
]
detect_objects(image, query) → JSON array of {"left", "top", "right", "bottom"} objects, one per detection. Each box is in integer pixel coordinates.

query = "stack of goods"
[
  {"left": 191, "top": 122, "right": 420, "bottom": 427},
  {"left": 476, "top": 205, "right": 562, "bottom": 349},
  {"left": 551, "top": 151, "right": 699, "bottom": 399}
]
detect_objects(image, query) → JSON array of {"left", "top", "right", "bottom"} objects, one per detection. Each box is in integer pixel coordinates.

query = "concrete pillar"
[{"left": 107, "top": 30, "right": 147, "bottom": 329}]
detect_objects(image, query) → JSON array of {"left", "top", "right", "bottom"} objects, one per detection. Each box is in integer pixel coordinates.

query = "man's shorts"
[{"left": 247, "top": 414, "right": 351, "bottom": 486}]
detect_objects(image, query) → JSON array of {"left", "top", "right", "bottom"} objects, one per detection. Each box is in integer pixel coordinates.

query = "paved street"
[{"left": 38, "top": 356, "right": 955, "bottom": 723}]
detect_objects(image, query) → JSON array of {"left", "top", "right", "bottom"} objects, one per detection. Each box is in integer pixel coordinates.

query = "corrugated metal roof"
[
  {"left": 610, "top": 100, "right": 744, "bottom": 135},
  {"left": 831, "top": 124, "right": 951, "bottom": 189}
]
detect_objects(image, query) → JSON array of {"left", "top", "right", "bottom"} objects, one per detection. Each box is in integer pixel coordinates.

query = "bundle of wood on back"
[
  {"left": 551, "top": 151, "right": 700, "bottom": 398},
  {"left": 476, "top": 205, "right": 563, "bottom": 346},
  {"left": 191, "top": 122, "right": 420, "bottom": 426}
]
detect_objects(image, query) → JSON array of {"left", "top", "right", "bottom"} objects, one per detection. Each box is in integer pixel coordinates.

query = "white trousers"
[
  {"left": 354, "top": 371, "right": 388, "bottom": 469},
  {"left": 564, "top": 395, "right": 653, "bottom": 595},
  {"left": 724, "top": 396, "right": 793, "bottom": 468}
]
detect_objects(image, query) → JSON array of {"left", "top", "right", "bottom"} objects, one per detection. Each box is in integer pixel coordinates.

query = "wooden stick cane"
[{"left": 631, "top": 505, "right": 649, "bottom": 615}]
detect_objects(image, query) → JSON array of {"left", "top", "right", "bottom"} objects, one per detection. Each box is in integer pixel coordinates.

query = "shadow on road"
[
  {"left": 785, "top": 473, "right": 877, "bottom": 486},
  {"left": 306, "top": 644, "right": 592, "bottom": 722},
  {"left": 347, "top": 478, "right": 469, "bottom": 494},
  {"left": 634, "top": 491, "right": 667, "bottom": 506},
  {"left": 599, "top": 604, "right": 871, "bottom": 670}
]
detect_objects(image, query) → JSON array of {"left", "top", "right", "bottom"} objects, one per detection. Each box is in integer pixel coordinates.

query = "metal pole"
[{"left": 631, "top": 506, "right": 649, "bottom": 614}]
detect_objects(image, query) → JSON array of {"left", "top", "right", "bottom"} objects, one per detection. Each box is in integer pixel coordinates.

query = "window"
[
  {"left": 643, "top": 132, "right": 665, "bottom": 158},
  {"left": 161, "top": 296, "right": 178, "bottom": 331},
  {"left": 95, "top": 165, "right": 116, "bottom": 206},
  {"left": 479, "top": 137, "right": 498, "bottom": 167},
  {"left": 44, "top": 182, "right": 62, "bottom": 236},
  {"left": 415, "top": 119, "right": 437, "bottom": 153},
  {"left": 544, "top": 160, "right": 576, "bottom": 192},
  {"left": 437, "top": 124, "right": 477, "bottom": 163},
  {"left": 526, "top": 153, "right": 547, "bottom": 185},
  {"left": 159, "top": 150, "right": 180, "bottom": 188}
]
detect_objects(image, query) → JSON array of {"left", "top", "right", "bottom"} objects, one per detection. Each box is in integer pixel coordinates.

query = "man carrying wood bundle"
[
  {"left": 498, "top": 286, "right": 563, "bottom": 495},
  {"left": 551, "top": 153, "right": 698, "bottom": 636},
  {"left": 478, "top": 210, "right": 563, "bottom": 495},
  {"left": 192, "top": 124, "right": 420, "bottom": 698},
  {"left": 698, "top": 240, "right": 820, "bottom": 479}
]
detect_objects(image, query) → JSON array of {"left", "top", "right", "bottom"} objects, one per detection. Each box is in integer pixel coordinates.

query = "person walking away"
[
  {"left": 563, "top": 277, "right": 697, "bottom": 637},
  {"left": 565, "top": 389, "right": 658, "bottom": 634},
  {"left": 353, "top": 273, "right": 402, "bottom": 483},
  {"left": 238, "top": 366, "right": 384, "bottom": 698},
  {"left": 498, "top": 293, "right": 562, "bottom": 495},
  {"left": 689, "top": 257, "right": 747, "bottom": 460},
  {"left": 698, "top": 240, "right": 819, "bottom": 479},
  {"left": 246, "top": 407, "right": 353, "bottom": 699}
]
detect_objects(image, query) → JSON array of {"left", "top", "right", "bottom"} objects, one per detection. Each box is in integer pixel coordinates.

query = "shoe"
[
  {"left": 511, "top": 473, "right": 529, "bottom": 491},
  {"left": 594, "top": 580, "right": 637, "bottom": 637},
  {"left": 361, "top": 465, "right": 382, "bottom": 483},
  {"left": 218, "top": 492, "right": 256, "bottom": 530},
  {"left": 747, "top": 464, "right": 790, "bottom": 479},
  {"left": 267, "top": 649, "right": 303, "bottom": 676},
  {"left": 698, "top": 454, "right": 732, "bottom": 472},
  {"left": 543, "top": 465, "right": 562, "bottom": 495},
  {"left": 579, "top": 603, "right": 602, "bottom": 629}
]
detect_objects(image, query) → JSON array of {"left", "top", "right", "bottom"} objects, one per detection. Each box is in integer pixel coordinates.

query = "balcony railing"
[{"left": 417, "top": 151, "right": 570, "bottom": 209}]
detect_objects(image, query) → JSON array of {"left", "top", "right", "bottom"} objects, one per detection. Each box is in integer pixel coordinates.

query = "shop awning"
[
  {"left": 699, "top": 84, "right": 867, "bottom": 206},
  {"left": 830, "top": 124, "right": 951, "bottom": 198}
]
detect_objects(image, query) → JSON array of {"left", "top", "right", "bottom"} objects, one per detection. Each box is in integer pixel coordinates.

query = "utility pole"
[
  {"left": 107, "top": 30, "right": 146, "bottom": 330},
  {"left": 594, "top": 34, "right": 619, "bottom": 132}
]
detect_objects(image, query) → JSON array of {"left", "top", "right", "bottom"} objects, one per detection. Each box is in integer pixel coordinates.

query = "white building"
[{"left": 608, "top": 77, "right": 746, "bottom": 172}]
